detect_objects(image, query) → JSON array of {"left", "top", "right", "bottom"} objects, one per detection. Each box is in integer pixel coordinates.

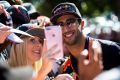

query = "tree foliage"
[{"left": 23, "top": 0, "right": 120, "bottom": 20}]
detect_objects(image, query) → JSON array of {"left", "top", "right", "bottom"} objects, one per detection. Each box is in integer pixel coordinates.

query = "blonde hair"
[
  {"left": 8, "top": 38, "right": 28, "bottom": 68},
  {"left": 8, "top": 36, "right": 43, "bottom": 71}
]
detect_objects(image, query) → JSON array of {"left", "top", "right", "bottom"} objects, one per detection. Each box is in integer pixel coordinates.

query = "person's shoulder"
[
  {"left": 92, "top": 38, "right": 120, "bottom": 49},
  {"left": 88, "top": 37, "right": 120, "bottom": 52},
  {"left": 94, "top": 66, "right": 120, "bottom": 80}
]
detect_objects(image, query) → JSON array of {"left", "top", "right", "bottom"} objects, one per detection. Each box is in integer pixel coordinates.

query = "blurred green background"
[{"left": 23, "top": 0, "right": 120, "bottom": 20}]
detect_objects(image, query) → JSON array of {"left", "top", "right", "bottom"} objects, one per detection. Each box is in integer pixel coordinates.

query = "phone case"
[{"left": 45, "top": 25, "right": 63, "bottom": 60}]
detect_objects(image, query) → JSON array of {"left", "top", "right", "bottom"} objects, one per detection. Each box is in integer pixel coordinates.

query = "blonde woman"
[
  {"left": 8, "top": 27, "right": 58, "bottom": 79},
  {"left": 8, "top": 27, "right": 74, "bottom": 80}
]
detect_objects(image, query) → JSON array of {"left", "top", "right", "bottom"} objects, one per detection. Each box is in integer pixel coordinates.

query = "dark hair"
[{"left": 29, "top": 12, "right": 41, "bottom": 19}]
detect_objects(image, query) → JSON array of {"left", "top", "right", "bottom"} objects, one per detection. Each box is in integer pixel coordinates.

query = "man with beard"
[{"left": 50, "top": 2, "right": 120, "bottom": 80}]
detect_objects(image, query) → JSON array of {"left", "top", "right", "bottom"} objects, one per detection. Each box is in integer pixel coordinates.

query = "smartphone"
[{"left": 45, "top": 25, "right": 63, "bottom": 60}]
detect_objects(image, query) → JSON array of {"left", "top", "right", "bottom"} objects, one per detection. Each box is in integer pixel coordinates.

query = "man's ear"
[{"left": 81, "top": 20, "right": 84, "bottom": 29}]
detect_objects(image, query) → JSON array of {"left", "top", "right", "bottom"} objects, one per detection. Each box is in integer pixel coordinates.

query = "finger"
[
  {"left": 49, "top": 49, "right": 60, "bottom": 56},
  {"left": 92, "top": 41, "right": 99, "bottom": 62},
  {"left": 42, "top": 43, "right": 58, "bottom": 57},
  {"left": 93, "top": 41, "right": 103, "bottom": 69},
  {"left": 39, "top": 19, "right": 45, "bottom": 27},
  {"left": 0, "top": 32, "right": 10, "bottom": 43},
  {"left": 81, "top": 49, "right": 88, "bottom": 56},
  {"left": 0, "top": 31, "right": 11, "bottom": 38},
  {"left": 83, "top": 59, "right": 89, "bottom": 65},
  {"left": 79, "top": 49, "right": 89, "bottom": 65},
  {"left": 0, "top": 4, "right": 4, "bottom": 10},
  {"left": 47, "top": 49, "right": 61, "bottom": 61},
  {"left": 0, "top": 26, "right": 12, "bottom": 31},
  {"left": 92, "top": 41, "right": 102, "bottom": 62},
  {"left": 89, "top": 41, "right": 95, "bottom": 62},
  {"left": 42, "top": 39, "right": 47, "bottom": 53},
  {"left": 82, "top": 50, "right": 90, "bottom": 65},
  {"left": 95, "top": 41, "right": 102, "bottom": 57},
  {"left": 46, "top": 44, "right": 58, "bottom": 54}
]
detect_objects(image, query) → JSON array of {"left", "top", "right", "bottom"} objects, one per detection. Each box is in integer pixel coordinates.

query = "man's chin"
[{"left": 64, "top": 40, "right": 76, "bottom": 46}]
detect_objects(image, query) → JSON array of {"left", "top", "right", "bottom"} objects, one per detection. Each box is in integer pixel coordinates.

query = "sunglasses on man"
[{"left": 56, "top": 18, "right": 81, "bottom": 27}]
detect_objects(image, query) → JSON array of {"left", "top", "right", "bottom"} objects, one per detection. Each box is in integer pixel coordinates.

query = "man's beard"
[{"left": 64, "top": 30, "right": 82, "bottom": 46}]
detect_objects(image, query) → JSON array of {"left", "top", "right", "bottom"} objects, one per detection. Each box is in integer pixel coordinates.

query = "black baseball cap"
[
  {"left": 50, "top": 2, "right": 82, "bottom": 24},
  {"left": 7, "top": 5, "right": 30, "bottom": 25},
  {"left": 17, "top": 24, "right": 45, "bottom": 42}
]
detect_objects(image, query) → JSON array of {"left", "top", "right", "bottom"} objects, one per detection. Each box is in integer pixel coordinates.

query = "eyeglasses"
[{"left": 56, "top": 18, "right": 81, "bottom": 27}]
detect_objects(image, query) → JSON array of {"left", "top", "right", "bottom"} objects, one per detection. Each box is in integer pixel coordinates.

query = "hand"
[
  {"left": 37, "top": 16, "right": 51, "bottom": 27},
  {"left": 78, "top": 41, "right": 103, "bottom": 80},
  {"left": 36, "top": 39, "right": 61, "bottom": 80},
  {"left": 0, "top": 25, "right": 12, "bottom": 44},
  {"left": 54, "top": 74, "right": 74, "bottom": 80},
  {"left": 0, "top": 4, "right": 4, "bottom": 14},
  {"left": 41, "top": 39, "right": 60, "bottom": 73}
]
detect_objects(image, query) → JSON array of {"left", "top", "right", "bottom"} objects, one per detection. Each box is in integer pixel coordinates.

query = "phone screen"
[{"left": 45, "top": 25, "right": 63, "bottom": 60}]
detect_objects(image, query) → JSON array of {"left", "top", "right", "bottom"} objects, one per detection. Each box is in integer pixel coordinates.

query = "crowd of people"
[{"left": 0, "top": 0, "right": 120, "bottom": 80}]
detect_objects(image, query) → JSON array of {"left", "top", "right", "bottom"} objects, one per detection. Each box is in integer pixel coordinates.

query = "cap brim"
[
  {"left": 50, "top": 11, "right": 81, "bottom": 24},
  {"left": 8, "top": 29, "right": 33, "bottom": 44},
  {"left": 7, "top": 33, "right": 24, "bottom": 43},
  {"left": 20, "top": 28, "right": 45, "bottom": 40},
  {"left": 9, "top": 29, "right": 33, "bottom": 37}
]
